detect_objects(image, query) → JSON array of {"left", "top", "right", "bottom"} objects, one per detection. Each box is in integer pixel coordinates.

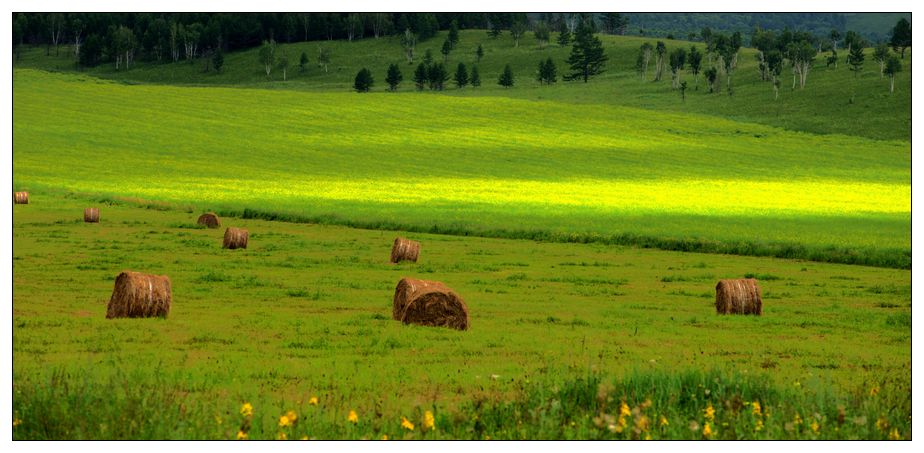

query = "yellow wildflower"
[
  {"left": 751, "top": 401, "right": 762, "bottom": 416},
  {"left": 308, "top": 396, "right": 319, "bottom": 406},
  {"left": 301, "top": 435, "right": 309, "bottom": 440},
  {"left": 876, "top": 417, "right": 889, "bottom": 432},
  {"left": 277, "top": 432, "right": 287, "bottom": 440},
  {"left": 278, "top": 415, "right": 291, "bottom": 428},
  {"left": 236, "top": 430, "right": 248, "bottom": 440},
  {"left": 13, "top": 419, "right": 22, "bottom": 428},
  {"left": 381, "top": 434, "right": 389, "bottom": 440},
  {"left": 401, "top": 416, "right": 415, "bottom": 431},
  {"left": 214, "top": 415, "right": 223, "bottom": 425},
  {"left": 620, "top": 402, "right": 631, "bottom": 417},
  {"left": 240, "top": 402, "right": 253, "bottom": 417},
  {"left": 703, "top": 423, "right": 713, "bottom": 438},
  {"left": 810, "top": 421, "right": 820, "bottom": 434},
  {"left": 659, "top": 415, "right": 669, "bottom": 427},
  {"left": 870, "top": 386, "right": 880, "bottom": 396},
  {"left": 347, "top": 410, "right": 359, "bottom": 424},
  {"left": 644, "top": 433, "right": 652, "bottom": 440},
  {"left": 888, "top": 428, "right": 901, "bottom": 440},
  {"left": 794, "top": 413, "right": 803, "bottom": 425},
  {"left": 286, "top": 410, "right": 298, "bottom": 423},
  {"left": 704, "top": 404, "right": 715, "bottom": 421},
  {"left": 423, "top": 410, "right": 435, "bottom": 431},
  {"left": 754, "top": 419, "right": 764, "bottom": 432}
]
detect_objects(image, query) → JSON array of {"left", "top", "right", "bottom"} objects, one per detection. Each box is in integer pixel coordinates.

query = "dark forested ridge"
[
  {"left": 12, "top": 12, "right": 909, "bottom": 68},
  {"left": 626, "top": 13, "right": 909, "bottom": 43}
]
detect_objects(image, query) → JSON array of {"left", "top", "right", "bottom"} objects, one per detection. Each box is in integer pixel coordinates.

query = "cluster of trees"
[
  {"left": 257, "top": 39, "right": 329, "bottom": 79},
  {"left": 12, "top": 12, "right": 495, "bottom": 69},
  {"left": 356, "top": 59, "right": 483, "bottom": 92},
  {"left": 356, "top": 18, "right": 612, "bottom": 93},
  {"left": 636, "top": 30, "right": 742, "bottom": 96},
  {"left": 634, "top": 16, "right": 909, "bottom": 102}
]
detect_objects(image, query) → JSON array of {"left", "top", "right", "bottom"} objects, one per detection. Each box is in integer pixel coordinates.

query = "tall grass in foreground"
[{"left": 13, "top": 368, "right": 909, "bottom": 440}]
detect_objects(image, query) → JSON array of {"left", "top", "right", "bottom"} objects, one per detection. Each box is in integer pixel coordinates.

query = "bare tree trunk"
[
  {"left": 74, "top": 31, "right": 82, "bottom": 60},
  {"left": 879, "top": 61, "right": 885, "bottom": 79},
  {"left": 890, "top": 76, "right": 895, "bottom": 93}
]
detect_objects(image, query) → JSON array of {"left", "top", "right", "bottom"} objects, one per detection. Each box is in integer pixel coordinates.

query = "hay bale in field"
[
  {"left": 223, "top": 227, "right": 249, "bottom": 249},
  {"left": 106, "top": 271, "right": 172, "bottom": 319},
  {"left": 84, "top": 207, "right": 100, "bottom": 223},
  {"left": 197, "top": 212, "right": 220, "bottom": 228},
  {"left": 393, "top": 277, "right": 469, "bottom": 330},
  {"left": 715, "top": 278, "right": 763, "bottom": 315},
  {"left": 14, "top": 192, "right": 28, "bottom": 204},
  {"left": 390, "top": 237, "right": 420, "bottom": 263}
]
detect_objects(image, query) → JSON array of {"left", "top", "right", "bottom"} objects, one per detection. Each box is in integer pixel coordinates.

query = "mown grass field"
[
  {"left": 11, "top": 29, "right": 911, "bottom": 440},
  {"left": 11, "top": 193, "right": 911, "bottom": 439},
  {"left": 12, "top": 69, "right": 910, "bottom": 268}
]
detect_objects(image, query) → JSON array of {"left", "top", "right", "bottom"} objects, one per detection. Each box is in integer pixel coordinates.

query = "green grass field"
[
  {"left": 12, "top": 68, "right": 910, "bottom": 268},
  {"left": 12, "top": 29, "right": 911, "bottom": 440},
  {"left": 11, "top": 193, "right": 911, "bottom": 439},
  {"left": 16, "top": 30, "right": 911, "bottom": 141}
]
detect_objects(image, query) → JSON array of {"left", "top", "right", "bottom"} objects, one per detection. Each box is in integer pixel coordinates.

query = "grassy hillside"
[
  {"left": 12, "top": 193, "right": 910, "bottom": 439},
  {"left": 13, "top": 69, "right": 910, "bottom": 267},
  {"left": 14, "top": 30, "right": 911, "bottom": 141}
]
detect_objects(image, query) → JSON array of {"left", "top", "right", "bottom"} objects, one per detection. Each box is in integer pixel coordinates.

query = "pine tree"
[
  {"left": 476, "top": 44, "right": 484, "bottom": 62},
  {"left": 470, "top": 65, "right": 481, "bottom": 87},
  {"left": 454, "top": 62, "right": 468, "bottom": 88},
  {"left": 441, "top": 38, "right": 452, "bottom": 63},
  {"left": 353, "top": 67, "right": 373, "bottom": 92},
  {"left": 428, "top": 63, "right": 448, "bottom": 90},
  {"left": 448, "top": 20, "right": 460, "bottom": 49},
  {"left": 564, "top": 23, "right": 608, "bottom": 83},
  {"left": 890, "top": 18, "right": 911, "bottom": 58},
  {"left": 299, "top": 51, "right": 309, "bottom": 72},
  {"left": 557, "top": 20, "right": 571, "bottom": 46},
  {"left": 848, "top": 45, "right": 864, "bottom": 78},
  {"left": 386, "top": 63, "right": 403, "bottom": 91},
  {"left": 537, "top": 57, "right": 556, "bottom": 85},
  {"left": 413, "top": 62, "right": 428, "bottom": 90},
  {"left": 498, "top": 63, "right": 514, "bottom": 88}
]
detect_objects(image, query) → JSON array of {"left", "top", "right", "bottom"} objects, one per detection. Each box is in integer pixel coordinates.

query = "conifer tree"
[{"left": 564, "top": 23, "right": 607, "bottom": 82}]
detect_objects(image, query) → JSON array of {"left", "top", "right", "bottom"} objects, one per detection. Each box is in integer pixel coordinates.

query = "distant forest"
[
  {"left": 626, "top": 13, "right": 909, "bottom": 43},
  {"left": 12, "top": 12, "right": 908, "bottom": 67}
]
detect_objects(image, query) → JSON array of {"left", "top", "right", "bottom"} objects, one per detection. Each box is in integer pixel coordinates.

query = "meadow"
[
  {"left": 12, "top": 68, "right": 910, "bottom": 268},
  {"left": 11, "top": 193, "right": 911, "bottom": 439},
  {"left": 16, "top": 30, "right": 911, "bottom": 141},
  {"left": 11, "top": 28, "right": 912, "bottom": 440}
]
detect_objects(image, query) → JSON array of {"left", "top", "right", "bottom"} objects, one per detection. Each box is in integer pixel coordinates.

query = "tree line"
[
  {"left": 352, "top": 19, "right": 609, "bottom": 93},
  {"left": 11, "top": 12, "right": 629, "bottom": 70}
]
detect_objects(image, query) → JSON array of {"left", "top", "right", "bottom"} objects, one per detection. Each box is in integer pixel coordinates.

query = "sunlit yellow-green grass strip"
[{"left": 13, "top": 69, "right": 910, "bottom": 266}]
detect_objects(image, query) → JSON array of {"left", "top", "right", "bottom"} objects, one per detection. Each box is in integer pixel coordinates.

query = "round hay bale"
[
  {"left": 715, "top": 278, "right": 763, "bottom": 315},
  {"left": 223, "top": 227, "right": 249, "bottom": 249},
  {"left": 14, "top": 192, "right": 29, "bottom": 204},
  {"left": 84, "top": 207, "right": 100, "bottom": 223},
  {"left": 393, "top": 277, "right": 469, "bottom": 330},
  {"left": 390, "top": 237, "right": 420, "bottom": 263},
  {"left": 106, "top": 271, "right": 172, "bottom": 319},
  {"left": 197, "top": 212, "right": 220, "bottom": 228}
]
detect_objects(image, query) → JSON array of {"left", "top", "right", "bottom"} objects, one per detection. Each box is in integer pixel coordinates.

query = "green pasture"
[
  {"left": 15, "top": 30, "right": 911, "bottom": 140},
  {"left": 11, "top": 193, "right": 910, "bottom": 439},
  {"left": 12, "top": 69, "right": 910, "bottom": 268}
]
